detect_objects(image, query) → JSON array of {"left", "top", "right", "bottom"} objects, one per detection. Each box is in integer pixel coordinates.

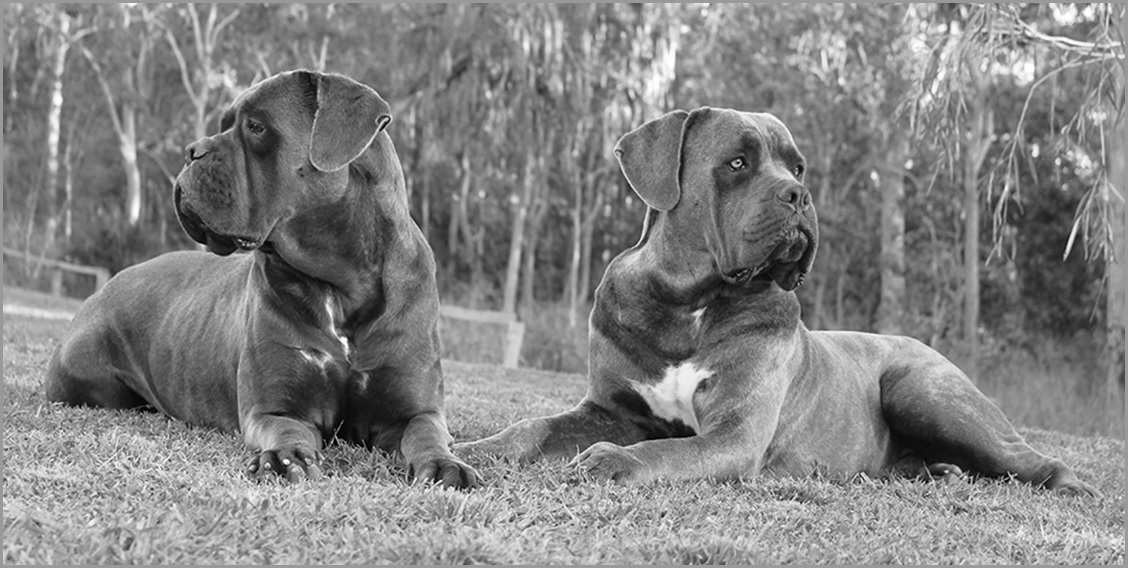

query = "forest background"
[{"left": 3, "top": 4, "right": 1125, "bottom": 435}]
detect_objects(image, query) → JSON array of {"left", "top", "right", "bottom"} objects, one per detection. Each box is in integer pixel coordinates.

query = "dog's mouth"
[
  {"left": 174, "top": 184, "right": 268, "bottom": 256},
  {"left": 722, "top": 226, "right": 813, "bottom": 290}
]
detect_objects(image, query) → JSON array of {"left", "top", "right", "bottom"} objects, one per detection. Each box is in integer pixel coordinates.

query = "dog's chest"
[
  {"left": 295, "top": 296, "right": 354, "bottom": 371},
  {"left": 631, "top": 360, "right": 713, "bottom": 433}
]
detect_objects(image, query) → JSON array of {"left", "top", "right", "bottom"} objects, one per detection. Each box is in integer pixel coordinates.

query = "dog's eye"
[
  {"left": 245, "top": 118, "right": 266, "bottom": 135},
  {"left": 728, "top": 157, "right": 746, "bottom": 171},
  {"left": 793, "top": 163, "right": 805, "bottom": 178}
]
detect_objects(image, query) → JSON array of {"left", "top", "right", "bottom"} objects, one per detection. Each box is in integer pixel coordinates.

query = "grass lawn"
[{"left": 3, "top": 287, "right": 1124, "bottom": 564}]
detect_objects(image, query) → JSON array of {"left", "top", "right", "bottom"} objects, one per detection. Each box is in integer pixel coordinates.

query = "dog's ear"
[
  {"left": 613, "top": 110, "right": 693, "bottom": 211},
  {"left": 309, "top": 73, "right": 393, "bottom": 172}
]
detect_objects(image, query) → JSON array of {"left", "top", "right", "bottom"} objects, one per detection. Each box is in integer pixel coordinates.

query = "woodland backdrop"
[{"left": 3, "top": 4, "right": 1125, "bottom": 408}]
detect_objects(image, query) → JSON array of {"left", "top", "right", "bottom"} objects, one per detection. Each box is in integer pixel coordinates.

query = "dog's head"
[
  {"left": 173, "top": 70, "right": 392, "bottom": 256},
  {"left": 614, "top": 107, "right": 818, "bottom": 292}
]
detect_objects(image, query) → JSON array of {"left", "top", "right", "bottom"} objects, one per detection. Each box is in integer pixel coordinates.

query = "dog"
[
  {"left": 455, "top": 107, "right": 1099, "bottom": 497},
  {"left": 45, "top": 70, "right": 478, "bottom": 489}
]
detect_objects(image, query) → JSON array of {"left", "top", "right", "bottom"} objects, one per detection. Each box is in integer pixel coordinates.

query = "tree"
[
  {"left": 31, "top": 6, "right": 93, "bottom": 258},
  {"left": 1107, "top": 8, "right": 1126, "bottom": 406},
  {"left": 77, "top": 5, "right": 166, "bottom": 228},
  {"left": 163, "top": 4, "right": 240, "bottom": 141}
]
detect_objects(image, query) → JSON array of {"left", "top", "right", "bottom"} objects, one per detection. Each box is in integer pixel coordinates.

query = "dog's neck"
[
  {"left": 258, "top": 136, "right": 422, "bottom": 318},
  {"left": 605, "top": 222, "right": 802, "bottom": 325}
]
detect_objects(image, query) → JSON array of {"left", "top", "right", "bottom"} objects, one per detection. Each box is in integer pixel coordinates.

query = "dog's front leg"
[
  {"left": 569, "top": 429, "right": 761, "bottom": 484},
  {"left": 570, "top": 387, "right": 784, "bottom": 484},
  {"left": 400, "top": 411, "right": 480, "bottom": 488},
  {"left": 237, "top": 339, "right": 332, "bottom": 483},
  {"left": 241, "top": 410, "right": 324, "bottom": 482}
]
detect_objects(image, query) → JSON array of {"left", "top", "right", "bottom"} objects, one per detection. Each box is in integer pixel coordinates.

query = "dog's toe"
[
  {"left": 409, "top": 455, "right": 480, "bottom": 490},
  {"left": 570, "top": 442, "right": 645, "bottom": 483},
  {"left": 246, "top": 447, "right": 322, "bottom": 483}
]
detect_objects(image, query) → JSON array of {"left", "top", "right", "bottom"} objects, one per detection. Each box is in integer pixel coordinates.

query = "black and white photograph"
[{"left": 3, "top": 3, "right": 1124, "bottom": 564}]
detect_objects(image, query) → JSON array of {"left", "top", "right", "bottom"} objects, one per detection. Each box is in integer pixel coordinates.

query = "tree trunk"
[
  {"left": 502, "top": 156, "right": 532, "bottom": 315},
  {"left": 519, "top": 152, "right": 549, "bottom": 319},
  {"left": 62, "top": 116, "right": 84, "bottom": 248},
  {"left": 42, "top": 12, "right": 69, "bottom": 253},
  {"left": 519, "top": 217, "right": 540, "bottom": 319},
  {"left": 566, "top": 167, "right": 583, "bottom": 327},
  {"left": 456, "top": 154, "right": 486, "bottom": 307},
  {"left": 876, "top": 131, "right": 909, "bottom": 335},
  {"left": 1107, "top": 10, "right": 1127, "bottom": 412},
  {"left": 447, "top": 157, "right": 465, "bottom": 280},
  {"left": 962, "top": 67, "right": 993, "bottom": 384},
  {"left": 120, "top": 107, "right": 142, "bottom": 226},
  {"left": 412, "top": 113, "right": 430, "bottom": 242},
  {"left": 577, "top": 185, "right": 603, "bottom": 310},
  {"left": 167, "top": 4, "right": 239, "bottom": 141}
]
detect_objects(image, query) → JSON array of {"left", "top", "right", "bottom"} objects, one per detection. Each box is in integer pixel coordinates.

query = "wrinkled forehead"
[
  {"left": 705, "top": 109, "right": 800, "bottom": 154},
  {"left": 221, "top": 71, "right": 316, "bottom": 129}
]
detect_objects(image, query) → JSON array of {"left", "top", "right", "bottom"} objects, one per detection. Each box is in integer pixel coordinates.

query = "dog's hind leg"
[
  {"left": 879, "top": 348, "right": 1099, "bottom": 497},
  {"left": 454, "top": 399, "right": 648, "bottom": 463},
  {"left": 45, "top": 332, "right": 151, "bottom": 411}
]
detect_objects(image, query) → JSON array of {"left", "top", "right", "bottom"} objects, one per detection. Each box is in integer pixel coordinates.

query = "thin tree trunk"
[
  {"left": 166, "top": 4, "right": 238, "bottom": 141},
  {"left": 457, "top": 154, "right": 486, "bottom": 307},
  {"left": 876, "top": 131, "right": 909, "bottom": 335},
  {"left": 566, "top": 166, "right": 583, "bottom": 328},
  {"left": 577, "top": 186, "right": 602, "bottom": 310},
  {"left": 5, "top": 35, "right": 18, "bottom": 135},
  {"left": 81, "top": 45, "right": 145, "bottom": 228},
  {"left": 412, "top": 112, "right": 430, "bottom": 242},
  {"left": 1107, "top": 9, "right": 1127, "bottom": 414},
  {"left": 520, "top": 158, "right": 548, "bottom": 320},
  {"left": 121, "top": 107, "right": 142, "bottom": 226},
  {"left": 62, "top": 116, "right": 83, "bottom": 248},
  {"left": 447, "top": 157, "right": 465, "bottom": 280},
  {"left": 502, "top": 155, "right": 532, "bottom": 315},
  {"left": 962, "top": 67, "right": 993, "bottom": 384},
  {"left": 42, "top": 12, "right": 69, "bottom": 253}
]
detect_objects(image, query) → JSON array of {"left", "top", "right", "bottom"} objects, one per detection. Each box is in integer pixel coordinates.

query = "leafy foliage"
[{"left": 2, "top": 4, "right": 1122, "bottom": 375}]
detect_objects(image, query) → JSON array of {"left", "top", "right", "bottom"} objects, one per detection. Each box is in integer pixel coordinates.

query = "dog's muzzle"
[
  {"left": 723, "top": 222, "right": 816, "bottom": 291},
  {"left": 174, "top": 184, "right": 262, "bottom": 256}
]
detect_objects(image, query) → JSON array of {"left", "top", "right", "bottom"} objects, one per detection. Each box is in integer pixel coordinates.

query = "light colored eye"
[
  {"left": 245, "top": 118, "right": 266, "bottom": 135},
  {"left": 728, "top": 157, "right": 746, "bottom": 171}
]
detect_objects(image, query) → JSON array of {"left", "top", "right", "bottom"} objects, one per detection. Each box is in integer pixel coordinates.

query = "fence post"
[
  {"left": 503, "top": 321, "right": 525, "bottom": 369},
  {"left": 50, "top": 269, "right": 63, "bottom": 296}
]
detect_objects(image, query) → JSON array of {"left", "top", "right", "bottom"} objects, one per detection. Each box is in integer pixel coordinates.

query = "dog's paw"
[
  {"left": 1051, "top": 480, "right": 1101, "bottom": 498},
  {"left": 246, "top": 446, "right": 323, "bottom": 483},
  {"left": 408, "top": 454, "right": 481, "bottom": 490},
  {"left": 1041, "top": 468, "right": 1102, "bottom": 498},
  {"left": 568, "top": 442, "right": 646, "bottom": 483}
]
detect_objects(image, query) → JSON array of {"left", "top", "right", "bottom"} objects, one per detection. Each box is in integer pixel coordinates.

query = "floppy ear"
[
  {"left": 613, "top": 109, "right": 700, "bottom": 211},
  {"left": 309, "top": 72, "right": 393, "bottom": 172}
]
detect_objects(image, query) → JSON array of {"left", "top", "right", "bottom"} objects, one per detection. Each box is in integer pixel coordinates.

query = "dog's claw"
[
  {"left": 246, "top": 447, "right": 322, "bottom": 483},
  {"left": 407, "top": 455, "right": 480, "bottom": 490},
  {"left": 570, "top": 442, "right": 645, "bottom": 484}
]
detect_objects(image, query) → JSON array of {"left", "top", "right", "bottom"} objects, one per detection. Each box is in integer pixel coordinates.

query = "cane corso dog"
[
  {"left": 46, "top": 70, "right": 478, "bottom": 489},
  {"left": 455, "top": 108, "right": 1098, "bottom": 497}
]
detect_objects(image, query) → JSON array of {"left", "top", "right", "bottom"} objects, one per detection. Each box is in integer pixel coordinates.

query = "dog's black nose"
[
  {"left": 185, "top": 139, "right": 213, "bottom": 165},
  {"left": 777, "top": 184, "right": 811, "bottom": 211}
]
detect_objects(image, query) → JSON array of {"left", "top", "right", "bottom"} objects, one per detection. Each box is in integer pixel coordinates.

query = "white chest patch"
[
  {"left": 690, "top": 307, "right": 706, "bottom": 330},
  {"left": 325, "top": 297, "right": 349, "bottom": 357},
  {"left": 299, "top": 348, "right": 333, "bottom": 368},
  {"left": 632, "top": 361, "right": 713, "bottom": 433}
]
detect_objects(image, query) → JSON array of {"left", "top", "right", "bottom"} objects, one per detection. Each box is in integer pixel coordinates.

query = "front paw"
[
  {"left": 568, "top": 442, "right": 646, "bottom": 483},
  {"left": 409, "top": 454, "right": 480, "bottom": 490},
  {"left": 246, "top": 446, "right": 323, "bottom": 483}
]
